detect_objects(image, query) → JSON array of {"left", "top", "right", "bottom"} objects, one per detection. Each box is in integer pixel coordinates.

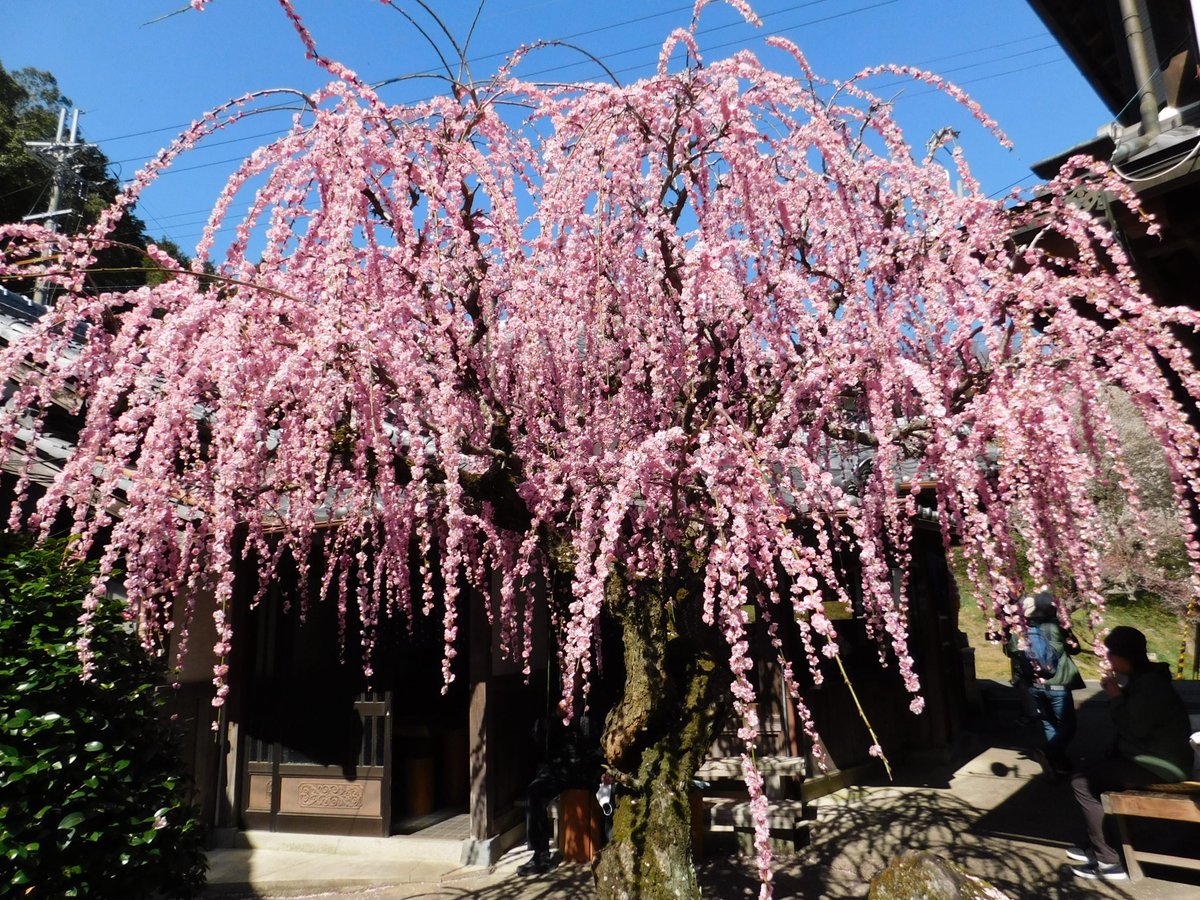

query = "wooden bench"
[
  {"left": 696, "top": 755, "right": 809, "bottom": 856},
  {"left": 697, "top": 755, "right": 807, "bottom": 789},
  {"left": 703, "top": 796, "right": 808, "bottom": 856},
  {"left": 1101, "top": 781, "right": 1200, "bottom": 881}
]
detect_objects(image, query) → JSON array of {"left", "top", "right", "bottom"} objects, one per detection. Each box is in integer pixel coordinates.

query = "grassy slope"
[{"left": 950, "top": 551, "right": 1198, "bottom": 682}]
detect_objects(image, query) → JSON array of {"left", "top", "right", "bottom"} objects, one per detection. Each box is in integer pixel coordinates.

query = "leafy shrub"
[{"left": 0, "top": 531, "right": 207, "bottom": 897}]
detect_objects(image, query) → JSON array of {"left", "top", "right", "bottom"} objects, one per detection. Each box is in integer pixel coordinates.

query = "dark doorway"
[
  {"left": 238, "top": 561, "right": 470, "bottom": 838},
  {"left": 241, "top": 590, "right": 391, "bottom": 836}
]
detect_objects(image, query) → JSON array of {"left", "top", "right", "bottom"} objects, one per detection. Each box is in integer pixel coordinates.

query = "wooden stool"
[{"left": 558, "top": 788, "right": 604, "bottom": 863}]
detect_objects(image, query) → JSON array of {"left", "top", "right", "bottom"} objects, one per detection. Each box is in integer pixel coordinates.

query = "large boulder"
[{"left": 869, "top": 851, "right": 1012, "bottom": 900}]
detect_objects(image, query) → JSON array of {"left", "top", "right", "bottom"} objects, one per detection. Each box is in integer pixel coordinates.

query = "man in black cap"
[{"left": 1067, "top": 626, "right": 1193, "bottom": 881}]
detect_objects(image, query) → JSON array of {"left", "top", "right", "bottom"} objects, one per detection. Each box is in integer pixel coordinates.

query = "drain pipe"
[
  {"left": 1113, "top": 0, "right": 1162, "bottom": 163},
  {"left": 1193, "top": 1, "right": 1200, "bottom": 62}
]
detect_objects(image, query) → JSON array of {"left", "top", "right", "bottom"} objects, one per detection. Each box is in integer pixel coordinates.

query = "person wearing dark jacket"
[
  {"left": 517, "top": 712, "right": 604, "bottom": 875},
  {"left": 1068, "top": 626, "right": 1193, "bottom": 881}
]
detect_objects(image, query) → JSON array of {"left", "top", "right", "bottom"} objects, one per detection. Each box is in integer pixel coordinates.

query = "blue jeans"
[{"left": 1031, "top": 686, "right": 1075, "bottom": 766}]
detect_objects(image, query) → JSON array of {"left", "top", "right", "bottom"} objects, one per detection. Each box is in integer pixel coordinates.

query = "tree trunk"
[{"left": 593, "top": 575, "right": 728, "bottom": 900}]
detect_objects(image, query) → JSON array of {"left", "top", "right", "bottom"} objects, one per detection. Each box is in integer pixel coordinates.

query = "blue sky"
[{"left": 2, "top": 0, "right": 1111, "bottom": 251}]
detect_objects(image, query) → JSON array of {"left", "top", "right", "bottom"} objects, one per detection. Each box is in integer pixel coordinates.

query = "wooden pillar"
[
  {"left": 218, "top": 717, "right": 239, "bottom": 829},
  {"left": 468, "top": 589, "right": 496, "bottom": 842}
]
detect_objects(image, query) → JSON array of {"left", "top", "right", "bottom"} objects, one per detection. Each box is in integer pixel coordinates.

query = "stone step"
[{"left": 226, "top": 825, "right": 468, "bottom": 863}]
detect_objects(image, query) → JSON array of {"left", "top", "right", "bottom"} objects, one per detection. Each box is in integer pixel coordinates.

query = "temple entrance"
[
  {"left": 386, "top": 602, "right": 471, "bottom": 835},
  {"left": 238, "top": 577, "right": 470, "bottom": 837}
]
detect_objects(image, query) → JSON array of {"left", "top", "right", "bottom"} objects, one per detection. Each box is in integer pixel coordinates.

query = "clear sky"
[{"left": 2, "top": 0, "right": 1112, "bottom": 251}]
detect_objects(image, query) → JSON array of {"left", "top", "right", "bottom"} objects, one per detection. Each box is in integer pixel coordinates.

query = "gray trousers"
[{"left": 1070, "top": 755, "right": 1161, "bottom": 865}]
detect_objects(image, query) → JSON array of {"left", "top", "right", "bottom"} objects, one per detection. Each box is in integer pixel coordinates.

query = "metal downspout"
[
  {"left": 1118, "top": 0, "right": 1162, "bottom": 142},
  {"left": 1191, "top": 1, "right": 1200, "bottom": 66}
]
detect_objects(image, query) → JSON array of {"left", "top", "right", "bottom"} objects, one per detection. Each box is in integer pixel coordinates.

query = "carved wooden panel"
[{"left": 278, "top": 777, "right": 382, "bottom": 817}]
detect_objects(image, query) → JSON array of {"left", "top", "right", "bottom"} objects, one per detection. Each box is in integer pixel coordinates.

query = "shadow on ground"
[{"left": 200, "top": 680, "right": 1200, "bottom": 899}]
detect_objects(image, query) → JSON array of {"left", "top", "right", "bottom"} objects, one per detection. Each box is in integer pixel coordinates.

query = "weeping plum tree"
[{"left": 2, "top": 1, "right": 1200, "bottom": 897}]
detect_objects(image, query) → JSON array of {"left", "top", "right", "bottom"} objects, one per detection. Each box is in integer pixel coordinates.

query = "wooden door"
[{"left": 241, "top": 592, "right": 392, "bottom": 836}]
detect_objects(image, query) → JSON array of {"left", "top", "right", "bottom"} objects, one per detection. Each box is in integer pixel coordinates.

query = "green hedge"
[{"left": 0, "top": 532, "right": 206, "bottom": 897}]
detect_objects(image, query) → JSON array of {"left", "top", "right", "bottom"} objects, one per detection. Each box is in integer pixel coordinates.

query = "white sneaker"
[
  {"left": 1064, "top": 846, "right": 1092, "bottom": 863},
  {"left": 1071, "top": 861, "right": 1128, "bottom": 881}
]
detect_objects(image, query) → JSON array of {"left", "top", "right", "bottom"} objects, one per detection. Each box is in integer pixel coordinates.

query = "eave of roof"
[{"left": 1025, "top": 0, "right": 1128, "bottom": 117}]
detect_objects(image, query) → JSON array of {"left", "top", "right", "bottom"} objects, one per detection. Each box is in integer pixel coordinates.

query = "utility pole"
[{"left": 24, "top": 107, "right": 89, "bottom": 305}]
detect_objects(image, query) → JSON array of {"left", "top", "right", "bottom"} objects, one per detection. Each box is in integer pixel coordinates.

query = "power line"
[
  {"left": 904, "top": 43, "right": 1058, "bottom": 78},
  {"left": 99, "top": 3, "right": 1044, "bottom": 150},
  {"left": 135, "top": 198, "right": 178, "bottom": 245},
  {"left": 903, "top": 56, "right": 1068, "bottom": 97},
  {"left": 133, "top": 201, "right": 255, "bottom": 223},
  {"left": 0, "top": 179, "right": 49, "bottom": 208},
  {"left": 451, "top": 0, "right": 839, "bottom": 73},
  {"left": 92, "top": 120, "right": 193, "bottom": 145},
  {"left": 864, "top": 44, "right": 1060, "bottom": 93},
  {"left": 88, "top": 3, "right": 1074, "bottom": 245},
  {"left": 465, "top": 0, "right": 701, "bottom": 62},
  {"left": 911, "top": 33, "right": 1048, "bottom": 66},
  {"left": 166, "top": 222, "right": 241, "bottom": 243},
  {"left": 537, "top": 7, "right": 1056, "bottom": 98},
  {"left": 113, "top": 1, "right": 901, "bottom": 190},
  {"left": 144, "top": 213, "right": 242, "bottom": 232},
  {"left": 403, "top": 0, "right": 902, "bottom": 90},
  {"left": 108, "top": 127, "right": 292, "bottom": 167},
  {"left": 987, "top": 172, "right": 1038, "bottom": 199},
  {"left": 89, "top": 1, "right": 829, "bottom": 144}
]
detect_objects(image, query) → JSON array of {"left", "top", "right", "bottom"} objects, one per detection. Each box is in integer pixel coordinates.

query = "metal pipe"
[
  {"left": 1192, "top": 0, "right": 1200, "bottom": 64},
  {"left": 1119, "top": 0, "right": 1162, "bottom": 140}
]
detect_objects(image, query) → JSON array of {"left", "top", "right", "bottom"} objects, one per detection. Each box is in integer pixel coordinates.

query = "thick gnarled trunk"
[{"left": 594, "top": 576, "right": 727, "bottom": 900}]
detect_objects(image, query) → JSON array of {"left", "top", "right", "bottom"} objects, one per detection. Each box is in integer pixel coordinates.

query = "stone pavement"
[{"left": 201, "top": 681, "right": 1200, "bottom": 899}]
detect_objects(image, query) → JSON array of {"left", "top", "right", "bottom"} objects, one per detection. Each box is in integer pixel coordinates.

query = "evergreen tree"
[
  {"left": 0, "top": 531, "right": 207, "bottom": 898},
  {"left": 0, "top": 62, "right": 187, "bottom": 297}
]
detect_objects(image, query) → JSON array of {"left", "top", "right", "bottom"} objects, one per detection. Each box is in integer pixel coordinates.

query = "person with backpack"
[{"left": 1005, "top": 591, "right": 1085, "bottom": 780}]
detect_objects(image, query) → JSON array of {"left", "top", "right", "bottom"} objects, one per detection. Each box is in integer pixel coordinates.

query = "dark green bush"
[{"left": 0, "top": 531, "right": 207, "bottom": 897}]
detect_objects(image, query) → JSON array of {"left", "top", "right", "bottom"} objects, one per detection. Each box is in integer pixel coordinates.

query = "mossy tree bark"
[{"left": 593, "top": 571, "right": 729, "bottom": 900}]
